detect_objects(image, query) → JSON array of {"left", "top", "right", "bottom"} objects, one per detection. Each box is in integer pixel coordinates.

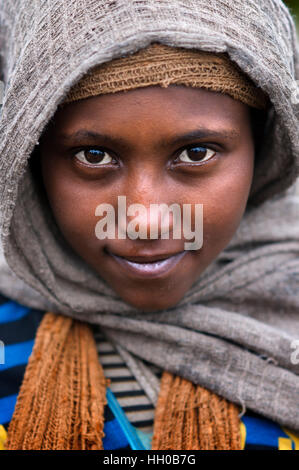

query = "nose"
[
  {"left": 117, "top": 197, "right": 181, "bottom": 241},
  {"left": 116, "top": 169, "right": 179, "bottom": 241}
]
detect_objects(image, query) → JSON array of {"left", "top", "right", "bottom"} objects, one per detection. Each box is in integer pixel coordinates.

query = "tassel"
[
  {"left": 151, "top": 371, "right": 241, "bottom": 450},
  {"left": 5, "top": 312, "right": 107, "bottom": 450}
]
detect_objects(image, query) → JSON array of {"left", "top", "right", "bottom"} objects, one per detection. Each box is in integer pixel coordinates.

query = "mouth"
[{"left": 106, "top": 250, "right": 187, "bottom": 279}]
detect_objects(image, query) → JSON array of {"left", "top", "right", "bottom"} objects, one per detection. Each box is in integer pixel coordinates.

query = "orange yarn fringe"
[
  {"left": 4, "top": 312, "right": 241, "bottom": 450},
  {"left": 152, "top": 371, "right": 241, "bottom": 450},
  {"left": 5, "top": 312, "right": 108, "bottom": 450}
]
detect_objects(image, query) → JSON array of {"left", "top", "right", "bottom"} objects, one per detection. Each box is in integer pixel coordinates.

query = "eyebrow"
[{"left": 57, "top": 127, "right": 240, "bottom": 149}]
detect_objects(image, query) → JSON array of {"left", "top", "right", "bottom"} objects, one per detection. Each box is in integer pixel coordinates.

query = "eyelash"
[
  {"left": 71, "top": 144, "right": 218, "bottom": 168},
  {"left": 174, "top": 145, "right": 217, "bottom": 165}
]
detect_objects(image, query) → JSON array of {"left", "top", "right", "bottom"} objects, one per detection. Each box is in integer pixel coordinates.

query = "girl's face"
[{"left": 40, "top": 85, "right": 255, "bottom": 311}]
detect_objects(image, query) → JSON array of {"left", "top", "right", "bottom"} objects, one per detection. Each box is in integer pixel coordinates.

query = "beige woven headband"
[{"left": 62, "top": 43, "right": 269, "bottom": 110}]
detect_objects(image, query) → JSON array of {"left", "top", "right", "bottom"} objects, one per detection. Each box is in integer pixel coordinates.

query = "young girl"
[{"left": 0, "top": 0, "right": 298, "bottom": 450}]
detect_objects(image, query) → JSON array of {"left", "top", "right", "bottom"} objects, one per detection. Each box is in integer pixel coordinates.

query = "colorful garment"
[{"left": 0, "top": 296, "right": 298, "bottom": 450}]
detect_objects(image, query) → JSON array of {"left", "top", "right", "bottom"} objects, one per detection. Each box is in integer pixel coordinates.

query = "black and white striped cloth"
[{"left": 93, "top": 326, "right": 162, "bottom": 435}]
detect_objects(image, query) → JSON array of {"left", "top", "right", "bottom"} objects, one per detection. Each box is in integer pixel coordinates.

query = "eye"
[
  {"left": 74, "top": 148, "right": 113, "bottom": 166},
  {"left": 177, "top": 145, "right": 216, "bottom": 164}
]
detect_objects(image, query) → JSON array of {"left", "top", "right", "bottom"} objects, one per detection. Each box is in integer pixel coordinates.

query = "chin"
[{"left": 120, "top": 291, "right": 183, "bottom": 312}]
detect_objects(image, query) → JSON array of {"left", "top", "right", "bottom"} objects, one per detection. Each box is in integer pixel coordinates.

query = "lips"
[{"left": 107, "top": 250, "right": 187, "bottom": 279}]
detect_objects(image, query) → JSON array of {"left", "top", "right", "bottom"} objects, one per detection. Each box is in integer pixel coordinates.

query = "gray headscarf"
[{"left": 0, "top": 0, "right": 299, "bottom": 431}]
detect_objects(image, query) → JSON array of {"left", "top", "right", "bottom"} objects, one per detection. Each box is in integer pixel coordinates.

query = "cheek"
[
  {"left": 200, "top": 152, "right": 254, "bottom": 254},
  {"left": 41, "top": 159, "right": 106, "bottom": 250}
]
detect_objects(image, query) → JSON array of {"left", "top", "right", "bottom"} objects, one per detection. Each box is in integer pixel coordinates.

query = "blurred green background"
[{"left": 284, "top": 1, "right": 299, "bottom": 34}]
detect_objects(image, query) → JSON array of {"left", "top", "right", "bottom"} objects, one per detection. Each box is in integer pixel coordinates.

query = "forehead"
[
  {"left": 55, "top": 85, "right": 249, "bottom": 127},
  {"left": 41, "top": 86, "right": 251, "bottom": 150}
]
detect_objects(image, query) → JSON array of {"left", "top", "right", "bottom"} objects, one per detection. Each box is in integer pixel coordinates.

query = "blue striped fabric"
[
  {"left": 0, "top": 341, "right": 34, "bottom": 371},
  {"left": 0, "top": 301, "right": 31, "bottom": 324},
  {"left": 0, "top": 294, "right": 44, "bottom": 431},
  {"left": 0, "top": 294, "right": 298, "bottom": 450},
  {"left": 0, "top": 394, "right": 18, "bottom": 425}
]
